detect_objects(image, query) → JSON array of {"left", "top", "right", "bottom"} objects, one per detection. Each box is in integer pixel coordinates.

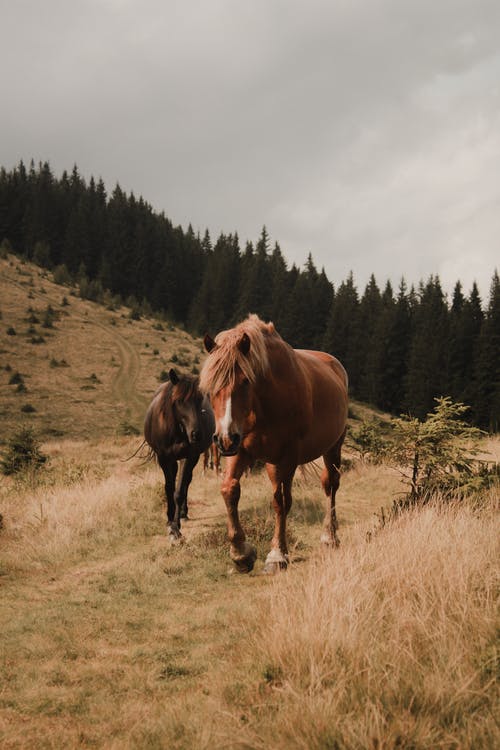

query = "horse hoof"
[
  {"left": 168, "top": 525, "right": 182, "bottom": 545},
  {"left": 263, "top": 549, "right": 289, "bottom": 574},
  {"left": 233, "top": 557, "right": 255, "bottom": 574},
  {"left": 231, "top": 543, "right": 257, "bottom": 574},
  {"left": 320, "top": 531, "right": 340, "bottom": 548}
]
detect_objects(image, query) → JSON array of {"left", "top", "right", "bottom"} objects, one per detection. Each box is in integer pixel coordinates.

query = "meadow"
[{"left": 0, "top": 255, "right": 498, "bottom": 749}]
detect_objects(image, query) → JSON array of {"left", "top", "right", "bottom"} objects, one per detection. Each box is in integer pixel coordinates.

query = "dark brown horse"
[
  {"left": 144, "top": 369, "right": 215, "bottom": 542},
  {"left": 200, "top": 314, "right": 348, "bottom": 573}
]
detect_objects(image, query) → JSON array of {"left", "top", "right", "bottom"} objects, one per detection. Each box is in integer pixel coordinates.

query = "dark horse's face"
[
  {"left": 203, "top": 333, "right": 253, "bottom": 457},
  {"left": 169, "top": 369, "right": 209, "bottom": 446}
]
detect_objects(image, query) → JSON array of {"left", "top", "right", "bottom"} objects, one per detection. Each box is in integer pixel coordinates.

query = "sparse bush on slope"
[{"left": 0, "top": 427, "right": 47, "bottom": 475}]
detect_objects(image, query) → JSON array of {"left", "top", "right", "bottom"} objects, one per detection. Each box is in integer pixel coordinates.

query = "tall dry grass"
[
  {"left": 0, "top": 436, "right": 498, "bottom": 749},
  {"left": 0, "top": 438, "right": 164, "bottom": 573},
  {"left": 214, "top": 492, "right": 499, "bottom": 749}
]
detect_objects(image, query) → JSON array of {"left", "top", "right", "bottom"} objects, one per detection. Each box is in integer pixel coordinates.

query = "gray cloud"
[{"left": 1, "top": 0, "right": 498, "bottom": 301}]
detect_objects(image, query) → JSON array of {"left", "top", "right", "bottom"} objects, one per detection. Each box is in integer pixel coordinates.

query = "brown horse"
[
  {"left": 200, "top": 314, "right": 348, "bottom": 573},
  {"left": 144, "top": 369, "right": 215, "bottom": 542}
]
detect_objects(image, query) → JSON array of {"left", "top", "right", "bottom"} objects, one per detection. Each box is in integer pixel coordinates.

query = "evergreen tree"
[
  {"left": 358, "top": 274, "right": 383, "bottom": 404},
  {"left": 234, "top": 227, "right": 273, "bottom": 321},
  {"left": 404, "top": 276, "right": 450, "bottom": 418},
  {"left": 323, "top": 272, "right": 361, "bottom": 393},
  {"left": 376, "top": 278, "right": 412, "bottom": 413},
  {"left": 473, "top": 271, "right": 500, "bottom": 430},
  {"left": 188, "top": 233, "right": 240, "bottom": 334},
  {"left": 267, "top": 242, "right": 289, "bottom": 332},
  {"left": 448, "top": 281, "right": 484, "bottom": 406}
]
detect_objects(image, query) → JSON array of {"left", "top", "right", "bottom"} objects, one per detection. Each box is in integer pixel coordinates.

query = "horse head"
[
  {"left": 169, "top": 369, "right": 213, "bottom": 447},
  {"left": 203, "top": 332, "right": 253, "bottom": 456}
]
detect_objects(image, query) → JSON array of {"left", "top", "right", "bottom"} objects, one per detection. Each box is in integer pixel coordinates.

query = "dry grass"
[
  {"left": 0, "top": 438, "right": 498, "bottom": 749},
  {"left": 217, "top": 492, "right": 499, "bottom": 749}
]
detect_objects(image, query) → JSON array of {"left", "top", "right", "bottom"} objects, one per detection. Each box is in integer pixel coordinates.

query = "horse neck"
[{"left": 251, "top": 341, "right": 298, "bottom": 415}]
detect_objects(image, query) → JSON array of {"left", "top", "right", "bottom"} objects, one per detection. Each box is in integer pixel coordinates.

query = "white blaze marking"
[{"left": 219, "top": 395, "right": 232, "bottom": 438}]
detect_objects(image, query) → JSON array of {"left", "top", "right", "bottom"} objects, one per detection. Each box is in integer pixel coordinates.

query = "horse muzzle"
[{"left": 214, "top": 432, "right": 241, "bottom": 456}]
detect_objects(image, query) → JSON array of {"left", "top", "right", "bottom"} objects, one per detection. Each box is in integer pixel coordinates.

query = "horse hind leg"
[
  {"left": 263, "top": 463, "right": 294, "bottom": 574},
  {"left": 321, "top": 429, "right": 346, "bottom": 548}
]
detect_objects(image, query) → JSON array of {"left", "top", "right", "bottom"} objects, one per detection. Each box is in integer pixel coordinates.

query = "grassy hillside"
[
  {"left": 0, "top": 255, "right": 498, "bottom": 749},
  {"left": 0, "top": 253, "right": 204, "bottom": 441}
]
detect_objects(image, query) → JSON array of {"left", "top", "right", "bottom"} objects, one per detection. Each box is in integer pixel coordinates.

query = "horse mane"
[{"left": 199, "top": 314, "right": 278, "bottom": 394}]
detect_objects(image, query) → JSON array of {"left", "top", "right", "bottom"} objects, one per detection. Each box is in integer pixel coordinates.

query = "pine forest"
[{"left": 1, "top": 160, "right": 498, "bottom": 430}]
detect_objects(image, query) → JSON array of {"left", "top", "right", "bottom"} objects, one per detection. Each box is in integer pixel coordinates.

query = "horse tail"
[
  {"left": 295, "top": 460, "right": 323, "bottom": 484},
  {"left": 122, "top": 439, "right": 151, "bottom": 463}
]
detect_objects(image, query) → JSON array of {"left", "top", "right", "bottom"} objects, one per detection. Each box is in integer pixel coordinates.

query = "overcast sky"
[{"left": 2, "top": 0, "right": 499, "bottom": 302}]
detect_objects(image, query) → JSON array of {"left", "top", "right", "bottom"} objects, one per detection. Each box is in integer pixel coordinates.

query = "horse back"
[
  {"left": 291, "top": 349, "right": 348, "bottom": 461},
  {"left": 144, "top": 383, "right": 174, "bottom": 454},
  {"left": 297, "top": 349, "right": 348, "bottom": 391}
]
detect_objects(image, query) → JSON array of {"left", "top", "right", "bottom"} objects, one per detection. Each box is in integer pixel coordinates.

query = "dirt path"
[{"left": 93, "top": 317, "right": 149, "bottom": 425}]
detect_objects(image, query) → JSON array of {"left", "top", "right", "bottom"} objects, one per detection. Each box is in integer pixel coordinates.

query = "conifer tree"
[
  {"left": 358, "top": 274, "right": 383, "bottom": 404},
  {"left": 323, "top": 272, "right": 361, "bottom": 393},
  {"left": 404, "top": 275, "right": 450, "bottom": 418},
  {"left": 473, "top": 271, "right": 500, "bottom": 430},
  {"left": 234, "top": 227, "right": 272, "bottom": 321},
  {"left": 267, "top": 242, "right": 289, "bottom": 332},
  {"left": 448, "top": 281, "right": 484, "bottom": 406}
]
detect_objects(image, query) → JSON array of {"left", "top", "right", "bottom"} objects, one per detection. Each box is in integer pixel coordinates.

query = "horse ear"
[
  {"left": 169, "top": 368, "right": 179, "bottom": 385},
  {"left": 238, "top": 333, "right": 251, "bottom": 356},
  {"left": 204, "top": 333, "right": 217, "bottom": 353}
]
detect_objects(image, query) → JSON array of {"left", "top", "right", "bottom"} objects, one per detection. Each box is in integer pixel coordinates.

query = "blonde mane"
[{"left": 199, "top": 314, "right": 278, "bottom": 394}]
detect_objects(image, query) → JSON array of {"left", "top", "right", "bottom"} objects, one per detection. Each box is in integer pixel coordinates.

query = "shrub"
[
  {"left": 0, "top": 427, "right": 47, "bottom": 475},
  {"left": 0, "top": 237, "right": 12, "bottom": 258},
  {"left": 350, "top": 419, "right": 385, "bottom": 463},
  {"left": 6, "top": 326, "right": 16, "bottom": 336},
  {"left": 33, "top": 241, "right": 52, "bottom": 269},
  {"left": 79, "top": 276, "right": 104, "bottom": 302},
  {"left": 8, "top": 371, "right": 24, "bottom": 386},
  {"left": 41, "top": 304, "right": 57, "bottom": 328},
  {"left": 53, "top": 264, "right": 72, "bottom": 285},
  {"left": 50, "top": 358, "right": 69, "bottom": 368},
  {"left": 386, "top": 397, "right": 486, "bottom": 506},
  {"left": 21, "top": 404, "right": 36, "bottom": 413}
]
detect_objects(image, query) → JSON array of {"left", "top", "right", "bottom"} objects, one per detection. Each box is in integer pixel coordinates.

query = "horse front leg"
[
  {"left": 175, "top": 453, "right": 200, "bottom": 521},
  {"left": 321, "top": 429, "right": 346, "bottom": 547},
  {"left": 158, "top": 456, "right": 180, "bottom": 542},
  {"left": 263, "top": 462, "right": 295, "bottom": 574},
  {"left": 222, "top": 454, "right": 256, "bottom": 573}
]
